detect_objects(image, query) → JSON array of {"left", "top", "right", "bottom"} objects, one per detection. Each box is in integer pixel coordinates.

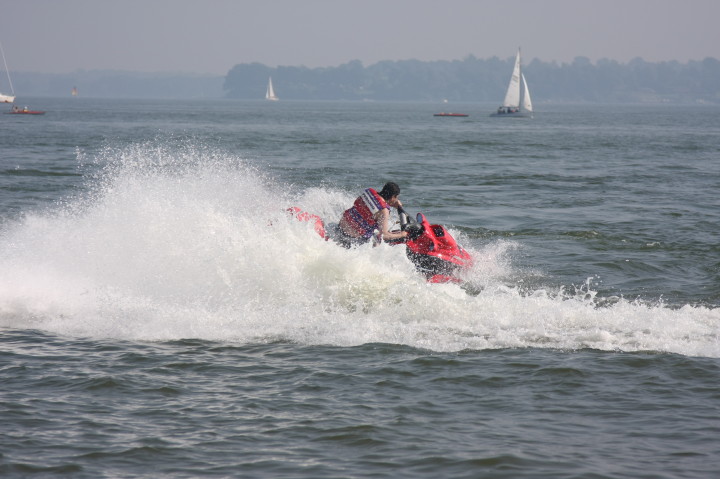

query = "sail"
[
  {"left": 522, "top": 73, "right": 533, "bottom": 113},
  {"left": 265, "top": 77, "right": 278, "bottom": 101},
  {"left": 502, "top": 50, "right": 521, "bottom": 108},
  {"left": 0, "top": 40, "right": 15, "bottom": 103}
]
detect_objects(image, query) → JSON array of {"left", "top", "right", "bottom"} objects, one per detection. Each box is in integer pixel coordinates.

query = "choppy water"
[{"left": 1, "top": 98, "right": 719, "bottom": 478}]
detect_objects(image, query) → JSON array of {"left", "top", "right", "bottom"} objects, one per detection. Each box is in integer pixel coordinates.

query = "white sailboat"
[
  {"left": 491, "top": 48, "right": 533, "bottom": 118},
  {"left": 265, "top": 76, "right": 279, "bottom": 101},
  {"left": 0, "top": 40, "right": 15, "bottom": 103}
]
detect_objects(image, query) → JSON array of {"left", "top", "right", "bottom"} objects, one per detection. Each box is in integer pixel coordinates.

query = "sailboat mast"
[{"left": 0, "top": 40, "right": 15, "bottom": 96}]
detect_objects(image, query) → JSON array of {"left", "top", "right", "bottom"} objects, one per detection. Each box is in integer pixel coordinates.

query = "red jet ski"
[
  {"left": 288, "top": 206, "right": 473, "bottom": 284},
  {"left": 392, "top": 206, "right": 473, "bottom": 283}
]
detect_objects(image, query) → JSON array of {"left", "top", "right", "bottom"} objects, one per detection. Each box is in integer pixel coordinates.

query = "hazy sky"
[{"left": 2, "top": 0, "right": 719, "bottom": 75}]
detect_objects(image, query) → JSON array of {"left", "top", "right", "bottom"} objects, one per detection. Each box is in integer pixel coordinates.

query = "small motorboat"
[{"left": 5, "top": 106, "right": 45, "bottom": 115}]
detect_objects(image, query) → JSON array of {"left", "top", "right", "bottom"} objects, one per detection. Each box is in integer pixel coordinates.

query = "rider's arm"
[{"left": 377, "top": 208, "right": 408, "bottom": 241}]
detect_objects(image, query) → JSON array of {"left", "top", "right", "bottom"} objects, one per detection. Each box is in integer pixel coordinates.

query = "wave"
[{"left": 1, "top": 141, "right": 718, "bottom": 357}]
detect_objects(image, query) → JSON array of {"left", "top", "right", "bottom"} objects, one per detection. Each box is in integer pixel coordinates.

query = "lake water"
[{"left": 1, "top": 98, "right": 719, "bottom": 478}]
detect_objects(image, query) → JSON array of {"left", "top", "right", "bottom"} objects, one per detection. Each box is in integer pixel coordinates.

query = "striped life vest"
[{"left": 341, "top": 188, "right": 389, "bottom": 239}]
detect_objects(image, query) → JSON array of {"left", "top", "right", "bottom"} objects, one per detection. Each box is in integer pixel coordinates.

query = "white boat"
[
  {"left": 0, "top": 40, "right": 15, "bottom": 103},
  {"left": 491, "top": 48, "right": 532, "bottom": 118},
  {"left": 265, "top": 76, "right": 279, "bottom": 101}
]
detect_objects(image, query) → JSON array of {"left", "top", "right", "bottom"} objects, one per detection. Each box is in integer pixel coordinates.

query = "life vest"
[{"left": 340, "top": 188, "right": 389, "bottom": 239}]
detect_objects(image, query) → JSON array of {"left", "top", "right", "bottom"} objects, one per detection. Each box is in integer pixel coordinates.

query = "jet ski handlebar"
[
  {"left": 396, "top": 206, "right": 423, "bottom": 240},
  {"left": 398, "top": 206, "right": 410, "bottom": 230}
]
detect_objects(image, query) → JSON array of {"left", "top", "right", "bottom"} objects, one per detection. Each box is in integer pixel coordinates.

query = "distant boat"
[
  {"left": 0, "top": 40, "right": 15, "bottom": 103},
  {"left": 265, "top": 76, "right": 279, "bottom": 101},
  {"left": 5, "top": 106, "right": 45, "bottom": 115},
  {"left": 71, "top": 86, "right": 78, "bottom": 97},
  {"left": 491, "top": 48, "right": 533, "bottom": 118},
  {"left": 434, "top": 112, "right": 468, "bottom": 117}
]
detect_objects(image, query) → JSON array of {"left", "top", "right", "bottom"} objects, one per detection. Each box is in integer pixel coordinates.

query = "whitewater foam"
[{"left": 1, "top": 142, "right": 718, "bottom": 357}]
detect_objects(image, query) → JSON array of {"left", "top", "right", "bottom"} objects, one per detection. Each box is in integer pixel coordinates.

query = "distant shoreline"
[{"left": 5, "top": 56, "right": 720, "bottom": 103}]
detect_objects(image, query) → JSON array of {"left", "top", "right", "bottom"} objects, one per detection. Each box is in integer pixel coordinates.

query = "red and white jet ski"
[{"left": 288, "top": 206, "right": 473, "bottom": 284}]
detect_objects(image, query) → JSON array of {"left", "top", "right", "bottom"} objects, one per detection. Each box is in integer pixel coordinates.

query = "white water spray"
[{"left": 0, "top": 142, "right": 717, "bottom": 357}]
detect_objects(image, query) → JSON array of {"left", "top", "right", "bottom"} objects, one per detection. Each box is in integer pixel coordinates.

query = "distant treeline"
[
  {"left": 225, "top": 56, "right": 720, "bottom": 103},
  {"left": 8, "top": 56, "right": 720, "bottom": 103}
]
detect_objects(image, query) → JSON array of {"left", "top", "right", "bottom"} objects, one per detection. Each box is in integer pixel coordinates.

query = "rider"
[{"left": 336, "top": 182, "right": 409, "bottom": 247}]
